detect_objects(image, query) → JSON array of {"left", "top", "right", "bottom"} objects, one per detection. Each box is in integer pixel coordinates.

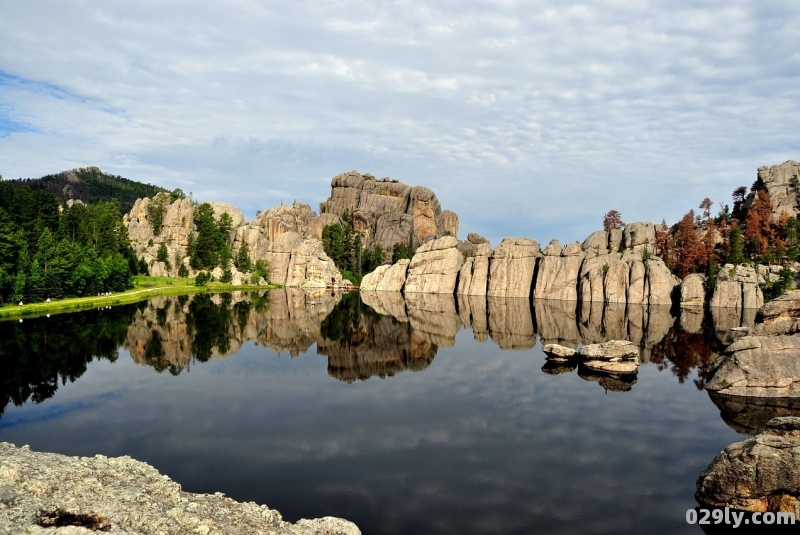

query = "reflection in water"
[
  {"left": 318, "top": 294, "right": 437, "bottom": 382},
  {"left": 0, "top": 289, "right": 760, "bottom": 411},
  {"left": 0, "top": 289, "right": 777, "bottom": 534},
  {"left": 708, "top": 391, "right": 800, "bottom": 435},
  {"left": 0, "top": 306, "right": 136, "bottom": 416}
]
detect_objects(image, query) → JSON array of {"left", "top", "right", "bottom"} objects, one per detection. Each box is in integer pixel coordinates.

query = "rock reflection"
[
  {"left": 318, "top": 294, "right": 437, "bottom": 383},
  {"left": 707, "top": 391, "right": 800, "bottom": 435}
]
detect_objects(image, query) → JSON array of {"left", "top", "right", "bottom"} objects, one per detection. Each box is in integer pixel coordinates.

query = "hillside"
[{"left": 5, "top": 166, "right": 167, "bottom": 213}]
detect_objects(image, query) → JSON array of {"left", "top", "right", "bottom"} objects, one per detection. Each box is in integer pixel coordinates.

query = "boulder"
[
  {"left": 467, "top": 232, "right": 488, "bottom": 245},
  {"left": 533, "top": 240, "right": 584, "bottom": 301},
  {"left": 754, "top": 290, "right": 800, "bottom": 335},
  {"left": 578, "top": 255, "right": 607, "bottom": 304},
  {"left": 680, "top": 273, "right": 706, "bottom": 308},
  {"left": 488, "top": 238, "right": 540, "bottom": 298},
  {"left": 265, "top": 232, "right": 303, "bottom": 286},
  {"left": 404, "top": 236, "right": 463, "bottom": 294},
  {"left": 542, "top": 344, "right": 577, "bottom": 360},
  {"left": 360, "top": 265, "right": 391, "bottom": 292},
  {"left": 285, "top": 238, "right": 345, "bottom": 289},
  {"left": 706, "top": 335, "right": 800, "bottom": 397},
  {"left": 710, "top": 280, "right": 743, "bottom": 309},
  {"left": 711, "top": 264, "right": 765, "bottom": 310},
  {"left": 578, "top": 340, "right": 639, "bottom": 361},
  {"left": 456, "top": 257, "right": 474, "bottom": 295},
  {"left": 696, "top": 417, "right": 800, "bottom": 515}
]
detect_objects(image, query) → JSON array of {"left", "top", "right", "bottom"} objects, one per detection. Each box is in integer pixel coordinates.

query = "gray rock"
[
  {"left": 755, "top": 160, "right": 800, "bottom": 222},
  {"left": 578, "top": 340, "right": 639, "bottom": 360},
  {"left": 467, "top": 232, "right": 488, "bottom": 245},
  {"left": 581, "top": 230, "right": 608, "bottom": 256},
  {"left": 706, "top": 335, "right": 800, "bottom": 397},
  {"left": 680, "top": 273, "right": 706, "bottom": 308},
  {"left": 542, "top": 343, "right": 577, "bottom": 359},
  {"left": 754, "top": 290, "right": 800, "bottom": 335},
  {"left": 405, "top": 236, "right": 463, "bottom": 294},
  {"left": 488, "top": 238, "right": 540, "bottom": 298},
  {"left": 622, "top": 222, "right": 655, "bottom": 251},
  {"left": 696, "top": 424, "right": 800, "bottom": 514},
  {"left": 0, "top": 442, "right": 360, "bottom": 535},
  {"left": 582, "top": 359, "right": 639, "bottom": 374}
]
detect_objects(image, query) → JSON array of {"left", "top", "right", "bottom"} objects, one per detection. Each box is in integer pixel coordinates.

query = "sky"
[{"left": 0, "top": 1, "right": 798, "bottom": 246}]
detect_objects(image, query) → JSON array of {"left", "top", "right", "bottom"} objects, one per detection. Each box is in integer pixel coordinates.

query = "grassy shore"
[{"left": 0, "top": 275, "right": 277, "bottom": 321}]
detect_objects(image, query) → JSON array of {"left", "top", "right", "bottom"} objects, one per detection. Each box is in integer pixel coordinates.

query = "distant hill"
[{"left": 5, "top": 166, "right": 167, "bottom": 212}]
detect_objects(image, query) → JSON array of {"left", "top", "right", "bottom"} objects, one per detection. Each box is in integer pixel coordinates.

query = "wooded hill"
[{"left": 5, "top": 166, "right": 167, "bottom": 213}]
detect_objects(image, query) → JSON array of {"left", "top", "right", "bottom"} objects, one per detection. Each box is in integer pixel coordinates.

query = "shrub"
[
  {"left": 195, "top": 271, "right": 211, "bottom": 286},
  {"left": 220, "top": 269, "right": 233, "bottom": 283}
]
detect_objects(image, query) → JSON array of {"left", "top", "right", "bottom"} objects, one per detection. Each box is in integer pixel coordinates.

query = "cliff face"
[
  {"left": 319, "top": 170, "right": 458, "bottom": 253},
  {"left": 754, "top": 160, "right": 800, "bottom": 222}
]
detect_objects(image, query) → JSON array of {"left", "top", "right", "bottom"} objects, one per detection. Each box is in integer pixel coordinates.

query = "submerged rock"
[{"left": 0, "top": 442, "right": 360, "bottom": 535}]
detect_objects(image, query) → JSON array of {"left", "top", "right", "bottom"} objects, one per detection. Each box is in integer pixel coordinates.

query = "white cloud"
[{"left": 0, "top": 0, "right": 798, "bottom": 244}]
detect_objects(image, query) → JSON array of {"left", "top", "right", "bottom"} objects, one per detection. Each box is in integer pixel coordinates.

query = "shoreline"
[{"left": 0, "top": 278, "right": 281, "bottom": 321}]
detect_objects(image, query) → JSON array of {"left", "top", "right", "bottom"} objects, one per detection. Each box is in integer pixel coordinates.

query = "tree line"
[
  {"left": 605, "top": 173, "right": 800, "bottom": 299},
  {"left": 0, "top": 181, "right": 139, "bottom": 305}
]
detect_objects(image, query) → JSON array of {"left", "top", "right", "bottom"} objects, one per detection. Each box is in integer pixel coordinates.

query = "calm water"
[{"left": 0, "top": 290, "right": 795, "bottom": 534}]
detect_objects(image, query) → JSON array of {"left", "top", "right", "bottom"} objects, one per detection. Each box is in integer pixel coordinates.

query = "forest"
[{"left": 0, "top": 180, "right": 140, "bottom": 305}]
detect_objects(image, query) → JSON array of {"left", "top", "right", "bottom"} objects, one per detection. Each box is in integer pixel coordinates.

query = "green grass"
[{"left": 0, "top": 276, "right": 279, "bottom": 321}]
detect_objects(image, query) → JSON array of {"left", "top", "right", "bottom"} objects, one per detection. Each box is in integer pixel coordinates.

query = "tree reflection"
[{"left": 0, "top": 305, "right": 136, "bottom": 418}]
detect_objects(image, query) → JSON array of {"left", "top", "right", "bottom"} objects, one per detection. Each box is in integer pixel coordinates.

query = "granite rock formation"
[
  {"left": 710, "top": 264, "right": 764, "bottom": 310},
  {"left": 706, "top": 335, "right": 800, "bottom": 397},
  {"left": 753, "top": 160, "right": 800, "bottom": 222},
  {"left": 404, "top": 236, "right": 463, "bottom": 294},
  {"left": 487, "top": 238, "right": 540, "bottom": 298}
]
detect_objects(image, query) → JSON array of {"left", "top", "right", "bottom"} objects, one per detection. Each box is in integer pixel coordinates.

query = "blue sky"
[{"left": 0, "top": 0, "right": 798, "bottom": 245}]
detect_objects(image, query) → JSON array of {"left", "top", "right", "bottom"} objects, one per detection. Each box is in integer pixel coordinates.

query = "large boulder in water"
[
  {"left": 404, "top": 236, "right": 463, "bottom": 294},
  {"left": 696, "top": 417, "right": 800, "bottom": 514},
  {"left": 706, "top": 335, "right": 800, "bottom": 397}
]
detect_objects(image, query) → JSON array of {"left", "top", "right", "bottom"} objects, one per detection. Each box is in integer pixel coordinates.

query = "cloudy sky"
[{"left": 0, "top": 1, "right": 798, "bottom": 245}]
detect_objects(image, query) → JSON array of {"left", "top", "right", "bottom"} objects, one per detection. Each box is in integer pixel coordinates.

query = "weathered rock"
[
  {"left": 285, "top": 238, "right": 346, "bottom": 289},
  {"left": 488, "top": 238, "right": 540, "bottom": 298},
  {"left": 360, "top": 265, "right": 391, "bottom": 292},
  {"left": 603, "top": 257, "right": 630, "bottom": 304},
  {"left": 581, "top": 230, "right": 608, "bottom": 256},
  {"left": 710, "top": 280, "right": 743, "bottom": 309},
  {"left": 456, "top": 257, "right": 474, "bottom": 295},
  {"left": 696, "top": 420, "right": 800, "bottom": 515},
  {"left": 680, "top": 273, "right": 706, "bottom": 308},
  {"left": 622, "top": 222, "right": 655, "bottom": 251},
  {"left": 755, "top": 160, "right": 800, "bottom": 222},
  {"left": 533, "top": 240, "right": 584, "bottom": 301},
  {"left": 754, "top": 290, "right": 800, "bottom": 335},
  {"left": 542, "top": 344, "right": 577, "bottom": 360},
  {"left": 626, "top": 259, "right": 647, "bottom": 305},
  {"left": 711, "top": 264, "right": 765, "bottom": 310},
  {"left": 405, "top": 236, "right": 463, "bottom": 294},
  {"left": 467, "top": 232, "right": 488, "bottom": 245},
  {"left": 0, "top": 442, "right": 360, "bottom": 535},
  {"left": 578, "top": 255, "right": 607, "bottom": 304},
  {"left": 608, "top": 228, "right": 623, "bottom": 252},
  {"left": 266, "top": 232, "right": 304, "bottom": 286},
  {"left": 646, "top": 258, "right": 679, "bottom": 306},
  {"left": 441, "top": 210, "right": 459, "bottom": 237},
  {"left": 377, "top": 260, "right": 409, "bottom": 292},
  {"left": 706, "top": 335, "right": 800, "bottom": 397},
  {"left": 578, "top": 340, "right": 639, "bottom": 360}
]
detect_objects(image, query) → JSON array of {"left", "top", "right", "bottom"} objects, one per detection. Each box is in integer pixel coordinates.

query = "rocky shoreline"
[{"left": 0, "top": 442, "right": 360, "bottom": 535}]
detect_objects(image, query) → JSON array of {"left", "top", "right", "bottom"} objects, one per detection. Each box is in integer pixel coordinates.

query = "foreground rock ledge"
[{"left": 0, "top": 442, "right": 360, "bottom": 535}]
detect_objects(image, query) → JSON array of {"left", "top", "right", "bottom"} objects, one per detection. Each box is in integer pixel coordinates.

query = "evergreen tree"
[{"left": 235, "top": 242, "right": 252, "bottom": 272}]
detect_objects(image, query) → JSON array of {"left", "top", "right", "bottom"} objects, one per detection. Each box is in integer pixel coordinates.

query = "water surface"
[{"left": 0, "top": 291, "right": 789, "bottom": 534}]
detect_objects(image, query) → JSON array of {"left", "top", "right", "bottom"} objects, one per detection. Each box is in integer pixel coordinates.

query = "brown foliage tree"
[
  {"left": 603, "top": 209, "right": 624, "bottom": 231},
  {"left": 674, "top": 211, "right": 704, "bottom": 278}
]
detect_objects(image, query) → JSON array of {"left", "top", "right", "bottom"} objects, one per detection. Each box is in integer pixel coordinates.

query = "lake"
[{"left": 1, "top": 290, "right": 793, "bottom": 534}]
